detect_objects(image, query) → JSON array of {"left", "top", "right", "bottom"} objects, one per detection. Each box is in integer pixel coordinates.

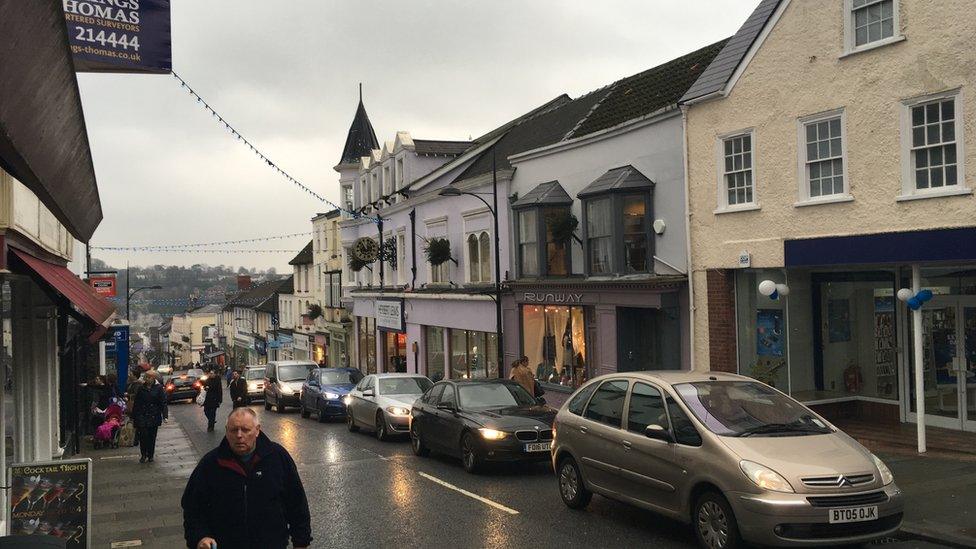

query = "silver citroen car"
[
  {"left": 346, "top": 373, "right": 433, "bottom": 441},
  {"left": 551, "top": 371, "right": 903, "bottom": 549}
]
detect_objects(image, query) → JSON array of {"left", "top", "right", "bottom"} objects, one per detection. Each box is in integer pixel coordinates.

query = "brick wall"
[{"left": 706, "top": 269, "right": 737, "bottom": 373}]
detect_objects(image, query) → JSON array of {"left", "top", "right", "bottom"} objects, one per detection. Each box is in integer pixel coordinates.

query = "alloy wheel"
[
  {"left": 559, "top": 462, "right": 578, "bottom": 502},
  {"left": 375, "top": 413, "right": 387, "bottom": 441},
  {"left": 698, "top": 500, "right": 729, "bottom": 549}
]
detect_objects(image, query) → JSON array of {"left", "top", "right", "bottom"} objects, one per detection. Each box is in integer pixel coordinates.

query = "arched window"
[
  {"left": 479, "top": 232, "right": 491, "bottom": 282},
  {"left": 467, "top": 234, "right": 480, "bottom": 282}
]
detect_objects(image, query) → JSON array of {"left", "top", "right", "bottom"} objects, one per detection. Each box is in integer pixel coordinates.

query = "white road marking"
[
  {"left": 99, "top": 455, "right": 138, "bottom": 460},
  {"left": 360, "top": 448, "right": 390, "bottom": 461},
  {"left": 417, "top": 472, "right": 519, "bottom": 515},
  {"left": 110, "top": 541, "right": 143, "bottom": 548}
]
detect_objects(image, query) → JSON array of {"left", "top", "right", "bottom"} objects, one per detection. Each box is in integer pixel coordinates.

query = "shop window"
[
  {"left": 583, "top": 379, "right": 628, "bottom": 428},
  {"left": 735, "top": 269, "right": 790, "bottom": 391},
  {"left": 357, "top": 316, "right": 376, "bottom": 374},
  {"left": 425, "top": 326, "right": 446, "bottom": 382},
  {"left": 449, "top": 329, "right": 498, "bottom": 380},
  {"left": 522, "top": 305, "right": 588, "bottom": 388}
]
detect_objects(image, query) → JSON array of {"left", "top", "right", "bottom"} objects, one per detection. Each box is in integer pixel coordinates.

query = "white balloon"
[
  {"left": 758, "top": 280, "right": 777, "bottom": 297},
  {"left": 896, "top": 288, "right": 914, "bottom": 302},
  {"left": 775, "top": 284, "right": 790, "bottom": 297}
]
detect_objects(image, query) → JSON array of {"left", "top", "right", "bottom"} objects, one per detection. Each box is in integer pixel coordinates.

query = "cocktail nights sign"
[
  {"left": 63, "top": 0, "right": 171, "bottom": 73},
  {"left": 8, "top": 459, "right": 92, "bottom": 548}
]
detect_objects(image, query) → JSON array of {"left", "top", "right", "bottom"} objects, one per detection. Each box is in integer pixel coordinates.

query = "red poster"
[{"left": 89, "top": 276, "right": 116, "bottom": 297}]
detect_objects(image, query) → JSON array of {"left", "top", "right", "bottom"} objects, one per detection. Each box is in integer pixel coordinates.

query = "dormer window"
[
  {"left": 578, "top": 166, "right": 654, "bottom": 276},
  {"left": 512, "top": 181, "right": 575, "bottom": 278}
]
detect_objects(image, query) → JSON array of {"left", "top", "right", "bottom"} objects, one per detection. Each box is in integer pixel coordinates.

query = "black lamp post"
[
  {"left": 439, "top": 161, "right": 503, "bottom": 378},
  {"left": 126, "top": 285, "right": 162, "bottom": 322}
]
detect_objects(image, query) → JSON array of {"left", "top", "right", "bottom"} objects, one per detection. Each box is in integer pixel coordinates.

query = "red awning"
[{"left": 11, "top": 248, "right": 116, "bottom": 327}]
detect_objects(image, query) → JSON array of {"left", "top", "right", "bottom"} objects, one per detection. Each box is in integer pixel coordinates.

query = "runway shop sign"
[{"left": 63, "top": 0, "right": 171, "bottom": 73}]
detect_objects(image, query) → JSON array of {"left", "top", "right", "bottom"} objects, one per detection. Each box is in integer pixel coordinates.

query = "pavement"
[{"left": 77, "top": 386, "right": 966, "bottom": 549}]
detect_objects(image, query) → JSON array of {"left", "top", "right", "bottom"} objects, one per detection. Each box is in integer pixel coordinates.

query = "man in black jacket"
[
  {"left": 181, "top": 407, "right": 311, "bottom": 549},
  {"left": 202, "top": 375, "right": 223, "bottom": 432},
  {"left": 228, "top": 370, "right": 248, "bottom": 408}
]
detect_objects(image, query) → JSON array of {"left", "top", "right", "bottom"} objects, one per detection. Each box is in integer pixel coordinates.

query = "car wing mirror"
[
  {"left": 436, "top": 402, "right": 456, "bottom": 412},
  {"left": 644, "top": 424, "right": 674, "bottom": 443},
  {"left": 268, "top": 377, "right": 277, "bottom": 384},
  {"left": 363, "top": 389, "right": 375, "bottom": 397},
  {"left": 535, "top": 396, "right": 547, "bottom": 405}
]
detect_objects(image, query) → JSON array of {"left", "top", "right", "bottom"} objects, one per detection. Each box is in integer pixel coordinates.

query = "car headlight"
[
  {"left": 478, "top": 428, "right": 508, "bottom": 440},
  {"left": 740, "top": 460, "right": 794, "bottom": 493},
  {"left": 871, "top": 454, "right": 894, "bottom": 485},
  {"left": 386, "top": 406, "right": 410, "bottom": 416},
  {"left": 325, "top": 392, "right": 340, "bottom": 400}
]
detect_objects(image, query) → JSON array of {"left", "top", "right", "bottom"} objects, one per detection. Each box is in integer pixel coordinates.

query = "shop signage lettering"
[
  {"left": 293, "top": 335, "right": 309, "bottom": 351},
  {"left": 376, "top": 299, "right": 404, "bottom": 332},
  {"left": 63, "top": 0, "right": 172, "bottom": 74},
  {"left": 523, "top": 292, "right": 583, "bottom": 304}
]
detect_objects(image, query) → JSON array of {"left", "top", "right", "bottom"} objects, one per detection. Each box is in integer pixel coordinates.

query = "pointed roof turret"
[{"left": 338, "top": 84, "right": 380, "bottom": 166}]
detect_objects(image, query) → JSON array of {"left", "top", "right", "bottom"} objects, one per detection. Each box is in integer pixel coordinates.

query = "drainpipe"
[
  {"left": 681, "top": 105, "right": 696, "bottom": 371},
  {"left": 377, "top": 216, "right": 384, "bottom": 289},
  {"left": 409, "top": 209, "right": 417, "bottom": 290},
  {"left": 912, "top": 264, "right": 926, "bottom": 453}
]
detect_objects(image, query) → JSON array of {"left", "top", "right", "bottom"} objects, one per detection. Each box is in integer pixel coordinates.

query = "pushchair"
[{"left": 93, "top": 398, "right": 127, "bottom": 449}]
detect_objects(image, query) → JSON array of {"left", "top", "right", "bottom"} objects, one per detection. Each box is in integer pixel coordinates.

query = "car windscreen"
[
  {"left": 458, "top": 383, "right": 535, "bottom": 410},
  {"left": 278, "top": 364, "right": 314, "bottom": 382},
  {"left": 187, "top": 369, "right": 204, "bottom": 377},
  {"left": 320, "top": 370, "right": 364, "bottom": 386},
  {"left": 674, "top": 381, "right": 831, "bottom": 437},
  {"left": 378, "top": 377, "right": 432, "bottom": 395},
  {"left": 245, "top": 369, "right": 265, "bottom": 380}
]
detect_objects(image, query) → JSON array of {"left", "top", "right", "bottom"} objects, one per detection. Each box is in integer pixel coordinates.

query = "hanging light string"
[
  {"left": 92, "top": 232, "right": 312, "bottom": 251},
  {"left": 170, "top": 71, "right": 378, "bottom": 223},
  {"left": 95, "top": 248, "right": 300, "bottom": 254}
]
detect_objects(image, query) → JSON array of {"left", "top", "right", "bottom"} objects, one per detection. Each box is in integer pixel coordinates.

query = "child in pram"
[{"left": 93, "top": 397, "right": 127, "bottom": 448}]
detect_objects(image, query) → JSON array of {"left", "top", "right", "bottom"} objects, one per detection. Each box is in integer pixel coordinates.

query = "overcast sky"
[{"left": 79, "top": 0, "right": 756, "bottom": 272}]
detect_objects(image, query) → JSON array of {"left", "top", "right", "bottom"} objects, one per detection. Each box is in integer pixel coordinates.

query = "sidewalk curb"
[{"left": 901, "top": 523, "right": 976, "bottom": 549}]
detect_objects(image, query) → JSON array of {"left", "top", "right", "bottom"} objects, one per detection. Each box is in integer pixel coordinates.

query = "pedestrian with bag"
[
  {"left": 181, "top": 407, "right": 312, "bottom": 549},
  {"left": 510, "top": 356, "right": 542, "bottom": 398},
  {"left": 131, "top": 371, "right": 167, "bottom": 463},
  {"left": 228, "top": 370, "right": 248, "bottom": 408},
  {"left": 201, "top": 374, "right": 223, "bottom": 432}
]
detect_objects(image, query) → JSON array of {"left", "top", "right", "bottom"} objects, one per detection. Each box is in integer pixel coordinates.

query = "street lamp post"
[
  {"left": 126, "top": 285, "right": 163, "bottom": 321},
  {"left": 439, "top": 153, "right": 503, "bottom": 378}
]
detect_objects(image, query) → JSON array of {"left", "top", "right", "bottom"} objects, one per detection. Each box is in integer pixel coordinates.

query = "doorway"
[
  {"left": 383, "top": 331, "right": 407, "bottom": 373},
  {"left": 907, "top": 296, "right": 976, "bottom": 432},
  {"left": 616, "top": 307, "right": 680, "bottom": 371}
]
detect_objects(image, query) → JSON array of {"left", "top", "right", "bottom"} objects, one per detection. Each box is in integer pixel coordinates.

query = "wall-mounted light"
[{"left": 652, "top": 219, "right": 666, "bottom": 235}]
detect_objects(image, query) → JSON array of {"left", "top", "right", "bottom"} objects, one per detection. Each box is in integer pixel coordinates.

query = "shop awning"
[
  {"left": 204, "top": 351, "right": 225, "bottom": 359},
  {"left": 785, "top": 227, "right": 976, "bottom": 267},
  {"left": 11, "top": 248, "right": 116, "bottom": 327}
]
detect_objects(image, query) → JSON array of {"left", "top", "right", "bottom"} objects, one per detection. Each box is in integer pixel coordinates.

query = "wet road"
[{"left": 168, "top": 389, "right": 943, "bottom": 549}]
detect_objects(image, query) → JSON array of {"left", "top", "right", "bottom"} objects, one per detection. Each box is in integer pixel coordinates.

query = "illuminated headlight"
[
  {"left": 386, "top": 406, "right": 410, "bottom": 417},
  {"left": 478, "top": 428, "right": 508, "bottom": 440},
  {"left": 325, "top": 392, "right": 340, "bottom": 400},
  {"left": 247, "top": 382, "right": 259, "bottom": 390},
  {"left": 343, "top": 396, "right": 352, "bottom": 406},
  {"left": 872, "top": 454, "right": 894, "bottom": 485},
  {"left": 740, "top": 460, "right": 794, "bottom": 493},
  {"left": 199, "top": 374, "right": 208, "bottom": 381}
]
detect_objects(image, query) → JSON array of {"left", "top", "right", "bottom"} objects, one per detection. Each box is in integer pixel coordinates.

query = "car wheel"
[
  {"left": 557, "top": 456, "right": 592, "bottom": 510},
  {"left": 264, "top": 400, "right": 271, "bottom": 411},
  {"left": 300, "top": 403, "right": 311, "bottom": 419},
  {"left": 375, "top": 411, "right": 388, "bottom": 442},
  {"left": 317, "top": 404, "right": 329, "bottom": 423},
  {"left": 694, "top": 492, "right": 740, "bottom": 549},
  {"left": 410, "top": 423, "right": 429, "bottom": 457},
  {"left": 460, "top": 432, "right": 482, "bottom": 474},
  {"left": 347, "top": 413, "right": 359, "bottom": 432}
]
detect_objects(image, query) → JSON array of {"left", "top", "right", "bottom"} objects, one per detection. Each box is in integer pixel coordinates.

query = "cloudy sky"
[{"left": 79, "top": 0, "right": 756, "bottom": 272}]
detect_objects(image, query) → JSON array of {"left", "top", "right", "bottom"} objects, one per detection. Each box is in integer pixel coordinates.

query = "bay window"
[
  {"left": 579, "top": 166, "right": 654, "bottom": 276},
  {"left": 512, "top": 181, "right": 575, "bottom": 278}
]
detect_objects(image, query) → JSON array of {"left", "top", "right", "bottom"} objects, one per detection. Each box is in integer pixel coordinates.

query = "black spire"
[{"left": 338, "top": 84, "right": 379, "bottom": 165}]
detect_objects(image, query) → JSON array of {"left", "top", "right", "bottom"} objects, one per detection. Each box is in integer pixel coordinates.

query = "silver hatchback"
[{"left": 551, "top": 371, "right": 903, "bottom": 549}]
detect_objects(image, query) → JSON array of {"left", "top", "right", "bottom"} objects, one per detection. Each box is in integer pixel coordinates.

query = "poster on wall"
[
  {"left": 756, "top": 309, "right": 784, "bottom": 357},
  {"left": 63, "top": 0, "right": 172, "bottom": 73},
  {"left": 827, "top": 298, "right": 851, "bottom": 343},
  {"left": 874, "top": 297, "right": 897, "bottom": 378},
  {"left": 7, "top": 458, "right": 92, "bottom": 548}
]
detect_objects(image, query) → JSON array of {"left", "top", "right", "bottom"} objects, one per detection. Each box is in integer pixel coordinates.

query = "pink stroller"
[{"left": 94, "top": 398, "right": 126, "bottom": 449}]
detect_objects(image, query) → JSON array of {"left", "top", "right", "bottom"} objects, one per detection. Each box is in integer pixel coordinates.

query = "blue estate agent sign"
[{"left": 63, "top": 0, "right": 172, "bottom": 74}]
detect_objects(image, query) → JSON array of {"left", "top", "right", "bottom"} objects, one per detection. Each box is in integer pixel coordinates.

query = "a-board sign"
[{"left": 8, "top": 458, "right": 92, "bottom": 548}]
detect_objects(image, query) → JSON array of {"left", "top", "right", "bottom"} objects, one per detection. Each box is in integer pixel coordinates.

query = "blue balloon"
[
  {"left": 769, "top": 289, "right": 778, "bottom": 300},
  {"left": 907, "top": 297, "right": 921, "bottom": 310},
  {"left": 917, "top": 289, "right": 934, "bottom": 302}
]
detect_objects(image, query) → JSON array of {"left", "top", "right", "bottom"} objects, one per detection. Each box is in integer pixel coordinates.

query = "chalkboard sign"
[{"left": 7, "top": 459, "right": 92, "bottom": 548}]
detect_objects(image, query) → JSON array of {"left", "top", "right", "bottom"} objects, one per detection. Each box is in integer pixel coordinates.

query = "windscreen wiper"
[{"left": 736, "top": 422, "right": 830, "bottom": 437}]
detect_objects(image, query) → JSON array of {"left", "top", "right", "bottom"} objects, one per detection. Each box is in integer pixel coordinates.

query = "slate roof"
[
  {"left": 224, "top": 278, "right": 291, "bottom": 312},
  {"left": 276, "top": 275, "right": 294, "bottom": 295},
  {"left": 577, "top": 165, "right": 654, "bottom": 198},
  {"left": 288, "top": 241, "right": 313, "bottom": 265},
  {"left": 680, "top": 0, "right": 783, "bottom": 103},
  {"left": 338, "top": 99, "right": 380, "bottom": 165},
  {"left": 570, "top": 39, "right": 728, "bottom": 138},
  {"left": 412, "top": 139, "right": 472, "bottom": 156},
  {"left": 511, "top": 181, "right": 574, "bottom": 208},
  {"left": 188, "top": 304, "right": 223, "bottom": 315},
  {"left": 256, "top": 277, "right": 292, "bottom": 313}
]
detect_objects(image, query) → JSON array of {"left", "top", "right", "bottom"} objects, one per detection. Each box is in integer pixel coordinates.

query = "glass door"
[{"left": 962, "top": 305, "right": 976, "bottom": 430}]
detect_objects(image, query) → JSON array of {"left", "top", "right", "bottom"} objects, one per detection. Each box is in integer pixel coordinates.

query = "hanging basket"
[
  {"left": 424, "top": 237, "right": 456, "bottom": 266},
  {"left": 545, "top": 210, "right": 580, "bottom": 245},
  {"left": 306, "top": 303, "right": 323, "bottom": 320},
  {"left": 348, "top": 255, "right": 370, "bottom": 272}
]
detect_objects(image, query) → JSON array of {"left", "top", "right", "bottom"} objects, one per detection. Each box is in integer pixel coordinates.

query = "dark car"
[
  {"left": 410, "top": 379, "right": 555, "bottom": 473},
  {"left": 299, "top": 367, "right": 364, "bottom": 422},
  {"left": 263, "top": 360, "right": 317, "bottom": 412},
  {"left": 163, "top": 373, "right": 202, "bottom": 403}
]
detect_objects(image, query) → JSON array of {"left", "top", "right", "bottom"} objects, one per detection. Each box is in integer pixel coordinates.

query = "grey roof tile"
[
  {"left": 577, "top": 165, "right": 654, "bottom": 198},
  {"left": 512, "top": 181, "right": 574, "bottom": 208}
]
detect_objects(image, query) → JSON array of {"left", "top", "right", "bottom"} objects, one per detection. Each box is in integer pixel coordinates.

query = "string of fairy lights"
[{"left": 92, "top": 232, "right": 311, "bottom": 251}]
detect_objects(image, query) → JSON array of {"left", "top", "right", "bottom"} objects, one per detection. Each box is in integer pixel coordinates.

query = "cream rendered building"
[
  {"left": 684, "top": 0, "right": 976, "bottom": 431},
  {"left": 312, "top": 210, "right": 349, "bottom": 366}
]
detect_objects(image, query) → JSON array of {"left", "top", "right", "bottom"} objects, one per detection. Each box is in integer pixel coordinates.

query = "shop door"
[
  {"left": 908, "top": 296, "right": 976, "bottom": 432},
  {"left": 617, "top": 308, "right": 660, "bottom": 371}
]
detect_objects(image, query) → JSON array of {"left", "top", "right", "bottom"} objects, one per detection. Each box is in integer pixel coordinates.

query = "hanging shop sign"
[
  {"left": 293, "top": 335, "right": 309, "bottom": 352},
  {"left": 63, "top": 0, "right": 172, "bottom": 74},
  {"left": 376, "top": 299, "right": 404, "bottom": 332},
  {"left": 88, "top": 276, "right": 117, "bottom": 297},
  {"left": 8, "top": 458, "right": 92, "bottom": 548},
  {"left": 353, "top": 237, "right": 380, "bottom": 262}
]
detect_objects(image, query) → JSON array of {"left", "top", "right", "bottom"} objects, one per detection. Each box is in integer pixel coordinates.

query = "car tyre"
[
  {"left": 300, "top": 403, "right": 311, "bottom": 419},
  {"left": 347, "top": 413, "right": 359, "bottom": 432},
  {"left": 557, "top": 456, "right": 592, "bottom": 510},
  {"left": 317, "top": 404, "right": 329, "bottom": 423},
  {"left": 410, "top": 423, "right": 429, "bottom": 457},
  {"left": 460, "top": 432, "right": 482, "bottom": 474},
  {"left": 693, "top": 492, "right": 740, "bottom": 549},
  {"left": 264, "top": 400, "right": 271, "bottom": 411},
  {"left": 375, "top": 411, "right": 388, "bottom": 442}
]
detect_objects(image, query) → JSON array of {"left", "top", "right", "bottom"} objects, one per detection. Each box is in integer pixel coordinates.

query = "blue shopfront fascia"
[{"left": 785, "top": 227, "right": 976, "bottom": 267}]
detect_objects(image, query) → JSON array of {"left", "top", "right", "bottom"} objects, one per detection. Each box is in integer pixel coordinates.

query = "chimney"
[{"left": 237, "top": 275, "right": 252, "bottom": 290}]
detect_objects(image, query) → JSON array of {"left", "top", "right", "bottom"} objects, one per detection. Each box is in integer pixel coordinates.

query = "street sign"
[
  {"left": 8, "top": 458, "right": 93, "bottom": 548},
  {"left": 89, "top": 276, "right": 117, "bottom": 297}
]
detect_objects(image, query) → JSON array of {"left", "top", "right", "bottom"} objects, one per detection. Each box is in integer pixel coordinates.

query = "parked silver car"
[
  {"left": 346, "top": 373, "right": 433, "bottom": 441},
  {"left": 552, "top": 371, "right": 903, "bottom": 549}
]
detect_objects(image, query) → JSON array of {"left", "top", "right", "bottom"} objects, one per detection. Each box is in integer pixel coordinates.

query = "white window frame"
[
  {"left": 842, "top": 0, "right": 904, "bottom": 57},
  {"left": 898, "top": 89, "right": 970, "bottom": 201},
  {"left": 715, "top": 128, "right": 760, "bottom": 214},
  {"left": 396, "top": 229, "right": 407, "bottom": 285},
  {"left": 464, "top": 230, "right": 492, "bottom": 284},
  {"left": 795, "top": 108, "right": 853, "bottom": 206}
]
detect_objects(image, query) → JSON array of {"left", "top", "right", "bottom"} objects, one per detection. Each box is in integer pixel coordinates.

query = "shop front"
[
  {"left": 292, "top": 332, "right": 311, "bottom": 361},
  {"left": 503, "top": 278, "right": 689, "bottom": 405},
  {"left": 313, "top": 334, "right": 328, "bottom": 365}
]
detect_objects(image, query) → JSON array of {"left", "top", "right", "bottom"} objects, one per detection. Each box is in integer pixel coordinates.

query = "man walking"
[
  {"left": 202, "top": 374, "right": 223, "bottom": 432},
  {"left": 229, "top": 370, "right": 248, "bottom": 408},
  {"left": 181, "top": 408, "right": 311, "bottom": 549}
]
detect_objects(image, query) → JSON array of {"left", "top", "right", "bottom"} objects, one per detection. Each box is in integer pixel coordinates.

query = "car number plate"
[
  {"left": 524, "top": 442, "right": 551, "bottom": 453},
  {"left": 829, "top": 506, "right": 878, "bottom": 524}
]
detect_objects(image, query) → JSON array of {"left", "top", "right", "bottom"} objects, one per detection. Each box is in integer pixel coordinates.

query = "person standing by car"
[
  {"left": 509, "top": 356, "right": 536, "bottom": 396},
  {"left": 202, "top": 374, "right": 223, "bottom": 432},
  {"left": 229, "top": 370, "right": 248, "bottom": 408},
  {"left": 132, "top": 371, "right": 167, "bottom": 463},
  {"left": 181, "top": 407, "right": 312, "bottom": 549}
]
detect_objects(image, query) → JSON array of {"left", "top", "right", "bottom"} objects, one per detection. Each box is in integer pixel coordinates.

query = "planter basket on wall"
[
  {"left": 348, "top": 256, "right": 371, "bottom": 272},
  {"left": 545, "top": 210, "right": 581, "bottom": 245},
  {"left": 306, "top": 303, "right": 323, "bottom": 320},
  {"left": 424, "top": 237, "right": 457, "bottom": 266}
]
